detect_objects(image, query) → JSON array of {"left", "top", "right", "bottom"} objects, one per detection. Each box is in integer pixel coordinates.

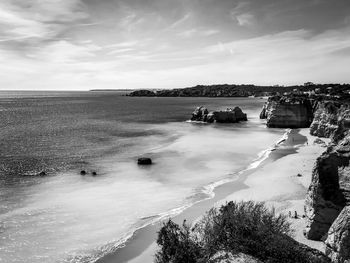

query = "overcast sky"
[{"left": 1, "top": 0, "right": 350, "bottom": 90}]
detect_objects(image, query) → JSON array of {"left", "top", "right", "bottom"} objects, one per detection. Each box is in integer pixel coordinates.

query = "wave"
[{"left": 66, "top": 129, "right": 293, "bottom": 263}]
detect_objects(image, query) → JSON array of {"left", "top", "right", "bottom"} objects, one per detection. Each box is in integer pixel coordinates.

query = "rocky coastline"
[
  {"left": 190, "top": 106, "right": 247, "bottom": 123},
  {"left": 260, "top": 94, "right": 350, "bottom": 263}
]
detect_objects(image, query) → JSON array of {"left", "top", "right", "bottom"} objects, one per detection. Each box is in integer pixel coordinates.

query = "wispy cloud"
[{"left": 0, "top": 0, "right": 88, "bottom": 43}]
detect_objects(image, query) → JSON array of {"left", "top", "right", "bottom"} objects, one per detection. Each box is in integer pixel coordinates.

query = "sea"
[{"left": 0, "top": 91, "right": 286, "bottom": 263}]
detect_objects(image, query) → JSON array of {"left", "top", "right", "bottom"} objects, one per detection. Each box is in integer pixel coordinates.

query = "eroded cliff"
[
  {"left": 303, "top": 101, "right": 350, "bottom": 262},
  {"left": 260, "top": 95, "right": 314, "bottom": 128}
]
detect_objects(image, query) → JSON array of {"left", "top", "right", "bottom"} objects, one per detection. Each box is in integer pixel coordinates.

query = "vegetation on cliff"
[
  {"left": 155, "top": 201, "right": 329, "bottom": 263},
  {"left": 129, "top": 83, "right": 350, "bottom": 98}
]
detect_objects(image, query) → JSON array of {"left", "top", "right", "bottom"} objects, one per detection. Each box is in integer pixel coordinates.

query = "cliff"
[
  {"left": 303, "top": 101, "right": 350, "bottom": 262},
  {"left": 310, "top": 102, "right": 350, "bottom": 140},
  {"left": 260, "top": 95, "right": 314, "bottom": 128}
]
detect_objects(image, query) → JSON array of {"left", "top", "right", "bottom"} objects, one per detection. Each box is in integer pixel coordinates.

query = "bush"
[{"left": 155, "top": 201, "right": 329, "bottom": 263}]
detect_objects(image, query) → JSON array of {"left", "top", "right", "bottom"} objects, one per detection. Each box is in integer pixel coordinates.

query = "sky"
[{"left": 1, "top": 0, "right": 350, "bottom": 90}]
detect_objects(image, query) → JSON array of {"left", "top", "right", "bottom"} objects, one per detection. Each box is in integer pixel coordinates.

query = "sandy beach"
[
  {"left": 97, "top": 127, "right": 329, "bottom": 263},
  {"left": 219, "top": 128, "right": 331, "bottom": 251}
]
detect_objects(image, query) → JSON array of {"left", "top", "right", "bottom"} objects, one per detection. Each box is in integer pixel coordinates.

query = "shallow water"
[{"left": 0, "top": 92, "right": 285, "bottom": 262}]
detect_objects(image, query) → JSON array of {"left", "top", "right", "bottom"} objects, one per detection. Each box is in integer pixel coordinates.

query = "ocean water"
[{"left": 0, "top": 91, "right": 285, "bottom": 263}]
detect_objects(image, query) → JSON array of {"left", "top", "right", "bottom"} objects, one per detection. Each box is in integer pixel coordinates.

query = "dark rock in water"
[
  {"left": 80, "top": 170, "right": 87, "bottom": 175},
  {"left": 191, "top": 106, "right": 247, "bottom": 123},
  {"left": 137, "top": 158, "right": 152, "bottom": 165},
  {"left": 325, "top": 206, "right": 350, "bottom": 263},
  {"left": 191, "top": 106, "right": 209, "bottom": 122},
  {"left": 92, "top": 171, "right": 97, "bottom": 176}
]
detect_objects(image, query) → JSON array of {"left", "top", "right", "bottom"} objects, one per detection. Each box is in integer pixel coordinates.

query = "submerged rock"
[{"left": 137, "top": 158, "right": 152, "bottom": 165}]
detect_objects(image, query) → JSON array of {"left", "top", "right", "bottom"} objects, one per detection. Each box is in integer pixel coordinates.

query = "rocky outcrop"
[
  {"left": 191, "top": 106, "right": 209, "bottom": 122},
  {"left": 304, "top": 142, "right": 349, "bottom": 240},
  {"left": 325, "top": 206, "right": 350, "bottom": 263},
  {"left": 304, "top": 103, "right": 350, "bottom": 243},
  {"left": 191, "top": 106, "right": 247, "bottom": 123},
  {"left": 310, "top": 102, "right": 350, "bottom": 140},
  {"left": 137, "top": 157, "right": 153, "bottom": 165},
  {"left": 260, "top": 95, "right": 313, "bottom": 128}
]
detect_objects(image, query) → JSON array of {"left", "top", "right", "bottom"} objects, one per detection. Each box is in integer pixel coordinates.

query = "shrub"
[{"left": 155, "top": 201, "right": 329, "bottom": 263}]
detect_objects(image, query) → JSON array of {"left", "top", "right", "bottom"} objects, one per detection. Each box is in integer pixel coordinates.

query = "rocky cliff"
[
  {"left": 303, "top": 101, "right": 350, "bottom": 262},
  {"left": 260, "top": 95, "right": 314, "bottom": 128},
  {"left": 310, "top": 102, "right": 350, "bottom": 140}
]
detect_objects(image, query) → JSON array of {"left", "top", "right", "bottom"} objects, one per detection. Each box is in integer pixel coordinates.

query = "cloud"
[
  {"left": 235, "top": 13, "right": 255, "bottom": 26},
  {"left": 0, "top": 0, "right": 88, "bottom": 43}
]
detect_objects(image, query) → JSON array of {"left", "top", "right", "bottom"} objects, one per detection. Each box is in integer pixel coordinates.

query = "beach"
[{"left": 97, "top": 128, "right": 329, "bottom": 263}]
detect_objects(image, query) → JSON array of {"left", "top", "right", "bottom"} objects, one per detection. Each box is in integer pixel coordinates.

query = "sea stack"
[{"left": 191, "top": 106, "right": 247, "bottom": 123}]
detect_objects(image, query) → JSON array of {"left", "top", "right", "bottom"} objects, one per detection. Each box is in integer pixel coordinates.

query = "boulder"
[
  {"left": 325, "top": 206, "right": 350, "bottom": 263},
  {"left": 191, "top": 106, "right": 209, "bottom": 121},
  {"left": 231, "top": 106, "right": 248, "bottom": 121},
  {"left": 137, "top": 158, "right": 152, "bottom": 165}
]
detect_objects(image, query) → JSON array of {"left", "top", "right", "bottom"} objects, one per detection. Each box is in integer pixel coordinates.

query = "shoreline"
[{"left": 96, "top": 128, "right": 304, "bottom": 263}]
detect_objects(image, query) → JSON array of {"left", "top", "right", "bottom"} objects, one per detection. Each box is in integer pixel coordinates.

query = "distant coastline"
[{"left": 126, "top": 83, "right": 350, "bottom": 97}]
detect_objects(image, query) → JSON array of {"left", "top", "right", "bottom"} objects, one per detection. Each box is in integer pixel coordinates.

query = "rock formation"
[
  {"left": 303, "top": 100, "right": 350, "bottom": 262},
  {"left": 325, "top": 206, "right": 350, "bottom": 263},
  {"left": 191, "top": 106, "right": 209, "bottom": 122},
  {"left": 310, "top": 102, "right": 350, "bottom": 140},
  {"left": 137, "top": 157, "right": 152, "bottom": 165},
  {"left": 191, "top": 106, "right": 247, "bottom": 123},
  {"left": 260, "top": 95, "right": 313, "bottom": 128}
]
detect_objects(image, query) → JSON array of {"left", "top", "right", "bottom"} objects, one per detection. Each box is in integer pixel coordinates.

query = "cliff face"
[
  {"left": 310, "top": 102, "right": 350, "bottom": 140},
  {"left": 304, "top": 138, "right": 350, "bottom": 240},
  {"left": 325, "top": 206, "right": 350, "bottom": 263},
  {"left": 260, "top": 96, "right": 313, "bottom": 128},
  {"left": 304, "top": 101, "right": 350, "bottom": 262}
]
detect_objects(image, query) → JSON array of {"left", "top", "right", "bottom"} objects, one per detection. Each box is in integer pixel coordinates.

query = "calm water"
[{"left": 0, "top": 91, "right": 285, "bottom": 262}]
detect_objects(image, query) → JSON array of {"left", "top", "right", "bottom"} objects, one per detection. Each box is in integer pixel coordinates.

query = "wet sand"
[{"left": 97, "top": 129, "right": 305, "bottom": 263}]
